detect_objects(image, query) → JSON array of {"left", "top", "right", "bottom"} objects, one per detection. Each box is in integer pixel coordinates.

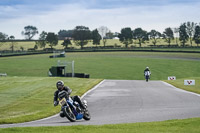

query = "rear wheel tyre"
[
  {"left": 64, "top": 107, "right": 76, "bottom": 122},
  {"left": 146, "top": 76, "right": 149, "bottom": 82},
  {"left": 83, "top": 109, "right": 91, "bottom": 120}
]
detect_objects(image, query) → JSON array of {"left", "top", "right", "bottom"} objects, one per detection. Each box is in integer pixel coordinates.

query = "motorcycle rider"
[
  {"left": 144, "top": 66, "right": 151, "bottom": 79},
  {"left": 53, "top": 80, "right": 86, "bottom": 117}
]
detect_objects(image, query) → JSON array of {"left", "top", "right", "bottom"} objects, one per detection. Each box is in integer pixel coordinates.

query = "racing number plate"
[{"left": 59, "top": 98, "right": 66, "bottom": 106}]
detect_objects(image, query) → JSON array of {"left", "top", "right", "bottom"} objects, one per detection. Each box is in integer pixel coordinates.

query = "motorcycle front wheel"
[
  {"left": 64, "top": 107, "right": 76, "bottom": 122},
  {"left": 83, "top": 109, "right": 91, "bottom": 120}
]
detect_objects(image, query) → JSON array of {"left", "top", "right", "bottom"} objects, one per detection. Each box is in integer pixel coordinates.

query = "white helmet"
[{"left": 146, "top": 67, "right": 149, "bottom": 69}]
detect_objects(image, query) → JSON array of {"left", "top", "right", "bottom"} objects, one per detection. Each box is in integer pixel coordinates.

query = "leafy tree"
[
  {"left": 36, "top": 31, "right": 47, "bottom": 49},
  {"left": 34, "top": 44, "right": 38, "bottom": 50},
  {"left": 132, "top": 28, "right": 148, "bottom": 47},
  {"left": 20, "top": 46, "right": 24, "bottom": 51},
  {"left": 179, "top": 23, "right": 189, "bottom": 47},
  {"left": 118, "top": 27, "right": 133, "bottom": 48},
  {"left": 21, "top": 25, "right": 38, "bottom": 40},
  {"left": 39, "top": 31, "right": 47, "bottom": 40},
  {"left": 0, "top": 32, "right": 8, "bottom": 48},
  {"left": 162, "top": 27, "right": 174, "bottom": 46},
  {"left": 193, "top": 25, "right": 200, "bottom": 47},
  {"left": 98, "top": 26, "right": 109, "bottom": 47},
  {"left": 9, "top": 35, "right": 17, "bottom": 52},
  {"left": 72, "top": 26, "right": 91, "bottom": 49},
  {"left": 61, "top": 39, "right": 72, "bottom": 49},
  {"left": 91, "top": 29, "right": 101, "bottom": 47},
  {"left": 0, "top": 32, "right": 8, "bottom": 40},
  {"left": 9, "top": 35, "right": 15, "bottom": 40},
  {"left": 58, "top": 30, "right": 73, "bottom": 40},
  {"left": 46, "top": 32, "right": 58, "bottom": 49},
  {"left": 186, "top": 21, "right": 196, "bottom": 46},
  {"left": 149, "top": 30, "right": 161, "bottom": 46}
]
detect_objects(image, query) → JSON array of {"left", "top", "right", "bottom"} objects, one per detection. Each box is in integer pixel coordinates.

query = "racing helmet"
[{"left": 56, "top": 80, "right": 64, "bottom": 90}]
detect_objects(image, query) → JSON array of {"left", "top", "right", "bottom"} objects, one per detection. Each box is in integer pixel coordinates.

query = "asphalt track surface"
[{"left": 1, "top": 80, "right": 200, "bottom": 128}]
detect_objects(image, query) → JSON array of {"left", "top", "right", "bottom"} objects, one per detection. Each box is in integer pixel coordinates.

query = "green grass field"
[{"left": 0, "top": 52, "right": 200, "bottom": 79}]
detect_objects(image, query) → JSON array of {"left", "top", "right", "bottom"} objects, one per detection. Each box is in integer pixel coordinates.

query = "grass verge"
[
  {"left": 0, "top": 76, "right": 102, "bottom": 124},
  {"left": 165, "top": 77, "right": 200, "bottom": 94},
  {"left": 0, "top": 117, "right": 200, "bottom": 133}
]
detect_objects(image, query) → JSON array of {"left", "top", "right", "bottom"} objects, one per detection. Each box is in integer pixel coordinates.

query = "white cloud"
[{"left": 0, "top": 1, "right": 200, "bottom": 39}]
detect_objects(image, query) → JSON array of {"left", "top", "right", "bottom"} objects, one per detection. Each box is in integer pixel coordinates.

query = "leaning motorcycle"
[{"left": 58, "top": 90, "right": 91, "bottom": 122}]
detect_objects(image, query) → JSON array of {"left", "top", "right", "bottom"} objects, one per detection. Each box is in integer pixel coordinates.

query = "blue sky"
[{"left": 0, "top": 0, "right": 200, "bottom": 39}]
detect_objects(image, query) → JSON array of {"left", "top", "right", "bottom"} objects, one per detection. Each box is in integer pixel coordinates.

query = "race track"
[{"left": 1, "top": 80, "right": 200, "bottom": 128}]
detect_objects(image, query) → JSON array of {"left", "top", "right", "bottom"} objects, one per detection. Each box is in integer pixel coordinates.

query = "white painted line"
[
  {"left": 24, "top": 114, "right": 59, "bottom": 124},
  {"left": 162, "top": 81, "right": 200, "bottom": 97},
  {"left": 81, "top": 79, "right": 105, "bottom": 99}
]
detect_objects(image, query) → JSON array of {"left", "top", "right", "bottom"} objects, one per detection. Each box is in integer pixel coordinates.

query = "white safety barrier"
[
  {"left": 0, "top": 73, "right": 7, "bottom": 77},
  {"left": 184, "top": 80, "right": 195, "bottom": 85},
  {"left": 168, "top": 76, "right": 176, "bottom": 80}
]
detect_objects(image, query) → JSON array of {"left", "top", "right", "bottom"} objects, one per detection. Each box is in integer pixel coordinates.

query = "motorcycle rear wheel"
[{"left": 145, "top": 76, "right": 149, "bottom": 82}]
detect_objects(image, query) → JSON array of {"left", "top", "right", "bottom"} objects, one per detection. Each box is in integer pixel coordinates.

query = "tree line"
[{"left": 1, "top": 21, "right": 200, "bottom": 51}]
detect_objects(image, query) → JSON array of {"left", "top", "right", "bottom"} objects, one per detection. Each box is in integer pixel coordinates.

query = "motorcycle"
[
  {"left": 58, "top": 90, "right": 91, "bottom": 122},
  {"left": 144, "top": 71, "right": 151, "bottom": 82}
]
